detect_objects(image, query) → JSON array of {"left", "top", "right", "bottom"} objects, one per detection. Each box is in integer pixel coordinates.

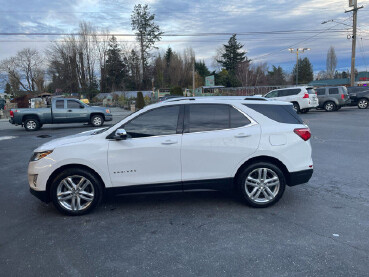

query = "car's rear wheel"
[
  {"left": 324, "top": 101, "right": 336, "bottom": 112},
  {"left": 50, "top": 168, "right": 103, "bottom": 216},
  {"left": 90, "top": 114, "right": 104, "bottom": 127},
  {"left": 358, "top": 98, "right": 369, "bottom": 109},
  {"left": 292, "top": 102, "right": 300, "bottom": 113},
  {"left": 237, "top": 162, "right": 286, "bottom": 208},
  {"left": 24, "top": 118, "right": 41, "bottom": 131}
]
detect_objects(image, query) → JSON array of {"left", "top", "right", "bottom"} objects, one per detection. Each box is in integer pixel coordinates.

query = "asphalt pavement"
[{"left": 0, "top": 106, "right": 368, "bottom": 276}]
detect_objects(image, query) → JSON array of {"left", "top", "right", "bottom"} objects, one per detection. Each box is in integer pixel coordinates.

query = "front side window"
[
  {"left": 124, "top": 106, "right": 180, "bottom": 138},
  {"left": 67, "top": 100, "right": 82, "bottom": 109}
]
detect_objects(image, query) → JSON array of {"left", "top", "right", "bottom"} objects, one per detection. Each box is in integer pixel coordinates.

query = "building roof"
[{"left": 308, "top": 78, "right": 350, "bottom": 86}]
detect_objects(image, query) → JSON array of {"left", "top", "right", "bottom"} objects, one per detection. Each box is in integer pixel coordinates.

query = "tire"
[
  {"left": 237, "top": 162, "right": 286, "bottom": 208},
  {"left": 50, "top": 168, "right": 103, "bottom": 216},
  {"left": 90, "top": 114, "right": 104, "bottom": 127},
  {"left": 324, "top": 101, "right": 336, "bottom": 112},
  {"left": 24, "top": 118, "right": 41, "bottom": 131},
  {"left": 292, "top": 102, "right": 300, "bottom": 113},
  {"left": 300, "top": 108, "right": 309, "bottom": 114},
  {"left": 358, "top": 98, "right": 369, "bottom": 109}
]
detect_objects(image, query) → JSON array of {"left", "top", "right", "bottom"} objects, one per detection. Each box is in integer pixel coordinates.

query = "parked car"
[
  {"left": 264, "top": 86, "right": 319, "bottom": 113},
  {"left": 28, "top": 97, "right": 313, "bottom": 215},
  {"left": 9, "top": 98, "right": 112, "bottom": 131},
  {"left": 315, "top": 86, "right": 351, "bottom": 111},
  {"left": 347, "top": 86, "right": 369, "bottom": 109}
]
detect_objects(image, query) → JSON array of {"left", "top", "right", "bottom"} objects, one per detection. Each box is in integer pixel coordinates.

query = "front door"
[
  {"left": 66, "top": 100, "right": 89, "bottom": 122},
  {"left": 108, "top": 105, "right": 183, "bottom": 188}
]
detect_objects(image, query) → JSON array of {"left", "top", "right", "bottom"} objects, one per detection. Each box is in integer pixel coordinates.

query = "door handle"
[
  {"left": 68, "top": 110, "right": 72, "bottom": 112},
  {"left": 161, "top": 139, "right": 177, "bottom": 145},
  {"left": 235, "top": 133, "right": 251, "bottom": 138}
]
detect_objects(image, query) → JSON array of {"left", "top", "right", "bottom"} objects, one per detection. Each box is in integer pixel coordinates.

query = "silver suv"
[{"left": 315, "top": 86, "right": 350, "bottom": 112}]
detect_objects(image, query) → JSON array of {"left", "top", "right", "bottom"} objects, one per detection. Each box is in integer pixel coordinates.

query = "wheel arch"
[
  {"left": 90, "top": 112, "right": 105, "bottom": 120},
  {"left": 46, "top": 163, "right": 106, "bottom": 198},
  {"left": 234, "top": 155, "right": 291, "bottom": 187},
  {"left": 22, "top": 114, "right": 40, "bottom": 123}
]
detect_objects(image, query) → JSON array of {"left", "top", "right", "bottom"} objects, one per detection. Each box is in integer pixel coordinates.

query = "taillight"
[
  {"left": 10, "top": 110, "right": 14, "bottom": 117},
  {"left": 341, "top": 94, "right": 345, "bottom": 99},
  {"left": 294, "top": 128, "right": 311, "bottom": 141},
  {"left": 303, "top": 93, "right": 309, "bottom": 99}
]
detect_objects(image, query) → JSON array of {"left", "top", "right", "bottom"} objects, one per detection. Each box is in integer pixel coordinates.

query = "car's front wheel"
[
  {"left": 358, "top": 98, "right": 369, "bottom": 109},
  {"left": 90, "top": 114, "right": 104, "bottom": 127},
  {"left": 50, "top": 168, "right": 103, "bottom": 216},
  {"left": 237, "top": 162, "right": 286, "bottom": 208}
]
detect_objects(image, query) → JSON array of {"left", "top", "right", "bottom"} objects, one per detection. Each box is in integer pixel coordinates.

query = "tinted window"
[
  {"left": 329, "top": 88, "right": 339, "bottom": 95},
  {"left": 67, "top": 100, "right": 82, "bottom": 109},
  {"left": 307, "top": 88, "right": 316, "bottom": 94},
  {"left": 55, "top": 100, "right": 64, "bottom": 109},
  {"left": 278, "top": 90, "right": 288, "bottom": 97},
  {"left": 189, "top": 104, "right": 229, "bottom": 132},
  {"left": 230, "top": 107, "right": 251, "bottom": 128},
  {"left": 124, "top": 106, "right": 180, "bottom": 138},
  {"left": 265, "top": 90, "right": 278, "bottom": 98},
  {"left": 287, "top": 89, "right": 301, "bottom": 96},
  {"left": 316, "top": 88, "right": 326, "bottom": 96},
  {"left": 244, "top": 104, "right": 303, "bottom": 124}
]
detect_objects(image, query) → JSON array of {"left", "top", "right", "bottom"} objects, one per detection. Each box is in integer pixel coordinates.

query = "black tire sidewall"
[
  {"left": 292, "top": 102, "right": 300, "bottom": 113},
  {"left": 91, "top": 115, "right": 104, "bottom": 127},
  {"left": 24, "top": 118, "right": 40, "bottom": 131},
  {"left": 237, "top": 162, "right": 286, "bottom": 208},
  {"left": 50, "top": 168, "right": 103, "bottom": 216}
]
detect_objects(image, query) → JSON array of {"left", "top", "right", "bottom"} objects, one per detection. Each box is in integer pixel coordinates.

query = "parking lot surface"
[{"left": 0, "top": 107, "right": 369, "bottom": 276}]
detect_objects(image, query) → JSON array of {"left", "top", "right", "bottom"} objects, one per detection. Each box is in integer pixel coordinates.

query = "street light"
[{"left": 289, "top": 48, "right": 310, "bottom": 85}]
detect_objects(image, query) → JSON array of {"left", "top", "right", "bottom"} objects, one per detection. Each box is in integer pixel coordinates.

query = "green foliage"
[
  {"left": 292, "top": 57, "right": 314, "bottom": 84},
  {"left": 170, "top": 86, "right": 183, "bottom": 96},
  {"left": 136, "top": 91, "right": 145, "bottom": 109},
  {"left": 214, "top": 69, "right": 241, "bottom": 87},
  {"left": 267, "top": 65, "right": 286, "bottom": 85},
  {"left": 105, "top": 36, "right": 127, "bottom": 92},
  {"left": 165, "top": 47, "right": 173, "bottom": 67},
  {"left": 4, "top": 83, "right": 11, "bottom": 94},
  {"left": 217, "top": 34, "right": 247, "bottom": 73},
  {"left": 195, "top": 60, "right": 210, "bottom": 78}
]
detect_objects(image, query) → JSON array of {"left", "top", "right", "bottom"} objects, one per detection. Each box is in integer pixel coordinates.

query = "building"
[{"left": 308, "top": 71, "right": 369, "bottom": 87}]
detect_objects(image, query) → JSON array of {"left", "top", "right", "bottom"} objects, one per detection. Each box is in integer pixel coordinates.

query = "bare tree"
[
  {"left": 326, "top": 46, "right": 337, "bottom": 79},
  {"left": 0, "top": 48, "right": 44, "bottom": 93}
]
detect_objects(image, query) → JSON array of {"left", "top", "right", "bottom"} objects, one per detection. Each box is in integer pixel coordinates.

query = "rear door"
[
  {"left": 66, "top": 100, "right": 89, "bottom": 122},
  {"left": 52, "top": 99, "right": 69, "bottom": 123},
  {"left": 181, "top": 104, "right": 260, "bottom": 188}
]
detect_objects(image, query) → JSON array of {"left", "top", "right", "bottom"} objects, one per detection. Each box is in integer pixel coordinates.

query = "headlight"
[
  {"left": 106, "top": 109, "right": 111, "bottom": 114},
  {"left": 30, "top": 150, "right": 53, "bottom": 161}
]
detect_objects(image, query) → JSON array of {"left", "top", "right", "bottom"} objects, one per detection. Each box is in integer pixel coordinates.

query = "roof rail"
[{"left": 244, "top": 97, "right": 267, "bottom": 101}]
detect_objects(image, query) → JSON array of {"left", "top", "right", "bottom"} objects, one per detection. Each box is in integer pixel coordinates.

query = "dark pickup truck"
[{"left": 9, "top": 98, "right": 112, "bottom": 131}]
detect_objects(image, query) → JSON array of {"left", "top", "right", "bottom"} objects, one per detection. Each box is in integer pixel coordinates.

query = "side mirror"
[
  {"left": 80, "top": 105, "right": 85, "bottom": 109},
  {"left": 114, "top": 129, "right": 127, "bottom": 140}
]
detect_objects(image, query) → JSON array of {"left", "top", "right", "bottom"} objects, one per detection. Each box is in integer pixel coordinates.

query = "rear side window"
[
  {"left": 55, "top": 100, "right": 64, "bottom": 109},
  {"left": 285, "top": 89, "right": 301, "bottom": 96},
  {"left": 188, "top": 104, "right": 229, "bottom": 132},
  {"left": 307, "top": 88, "right": 316, "bottom": 94},
  {"left": 244, "top": 104, "right": 303, "bottom": 125},
  {"left": 230, "top": 107, "right": 251, "bottom": 128},
  {"left": 329, "top": 88, "right": 339, "bottom": 95},
  {"left": 316, "top": 88, "right": 326, "bottom": 96}
]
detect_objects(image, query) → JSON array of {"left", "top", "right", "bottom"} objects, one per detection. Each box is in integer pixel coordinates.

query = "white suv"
[
  {"left": 28, "top": 97, "right": 314, "bottom": 215},
  {"left": 264, "top": 86, "right": 319, "bottom": 113}
]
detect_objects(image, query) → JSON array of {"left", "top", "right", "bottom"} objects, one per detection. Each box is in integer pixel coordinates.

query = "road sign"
[{"left": 205, "top": 75, "right": 215, "bottom": 86}]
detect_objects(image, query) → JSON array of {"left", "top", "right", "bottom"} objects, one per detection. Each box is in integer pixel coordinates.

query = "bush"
[
  {"left": 136, "top": 91, "right": 145, "bottom": 109},
  {"left": 170, "top": 86, "right": 183, "bottom": 96}
]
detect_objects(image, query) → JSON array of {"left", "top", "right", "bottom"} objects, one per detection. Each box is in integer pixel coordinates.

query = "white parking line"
[{"left": 0, "top": 136, "right": 17, "bottom": 141}]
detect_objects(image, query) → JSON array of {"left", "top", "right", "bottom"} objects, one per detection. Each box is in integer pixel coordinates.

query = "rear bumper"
[
  {"left": 288, "top": 169, "right": 313, "bottom": 186},
  {"left": 30, "top": 188, "right": 50, "bottom": 203}
]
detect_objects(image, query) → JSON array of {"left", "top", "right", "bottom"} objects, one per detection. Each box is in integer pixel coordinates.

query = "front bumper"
[
  {"left": 105, "top": 114, "right": 113, "bottom": 121},
  {"left": 288, "top": 169, "right": 313, "bottom": 186},
  {"left": 30, "top": 187, "right": 50, "bottom": 203}
]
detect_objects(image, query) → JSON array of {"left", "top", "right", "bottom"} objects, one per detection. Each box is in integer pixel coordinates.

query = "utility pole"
[
  {"left": 346, "top": 0, "right": 364, "bottom": 86},
  {"left": 192, "top": 59, "right": 195, "bottom": 96},
  {"left": 289, "top": 48, "right": 310, "bottom": 85}
]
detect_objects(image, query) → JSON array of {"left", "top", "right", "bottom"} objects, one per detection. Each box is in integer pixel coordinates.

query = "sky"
[{"left": 0, "top": 0, "right": 368, "bottom": 77}]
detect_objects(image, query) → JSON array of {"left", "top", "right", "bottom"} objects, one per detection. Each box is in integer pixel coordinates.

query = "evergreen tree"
[
  {"left": 267, "top": 66, "right": 286, "bottom": 85},
  {"left": 105, "top": 36, "right": 126, "bottom": 92},
  {"left": 4, "top": 83, "right": 11, "bottom": 94},
  {"left": 136, "top": 91, "right": 145, "bottom": 109},
  {"left": 165, "top": 47, "right": 173, "bottom": 67},
  {"left": 217, "top": 34, "right": 247, "bottom": 73},
  {"left": 195, "top": 60, "right": 210, "bottom": 79},
  {"left": 292, "top": 57, "right": 313, "bottom": 84},
  {"left": 170, "top": 86, "right": 183, "bottom": 96},
  {"left": 131, "top": 4, "right": 163, "bottom": 88}
]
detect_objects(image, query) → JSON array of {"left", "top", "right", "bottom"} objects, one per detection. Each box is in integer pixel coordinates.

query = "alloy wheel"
[
  {"left": 57, "top": 175, "right": 95, "bottom": 211},
  {"left": 244, "top": 168, "right": 280, "bottom": 204},
  {"left": 26, "top": 121, "right": 37, "bottom": 130},
  {"left": 358, "top": 99, "right": 368, "bottom": 109},
  {"left": 93, "top": 116, "right": 102, "bottom": 126}
]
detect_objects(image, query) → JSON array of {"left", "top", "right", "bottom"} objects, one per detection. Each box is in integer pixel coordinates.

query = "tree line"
[{"left": 0, "top": 4, "right": 351, "bottom": 98}]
